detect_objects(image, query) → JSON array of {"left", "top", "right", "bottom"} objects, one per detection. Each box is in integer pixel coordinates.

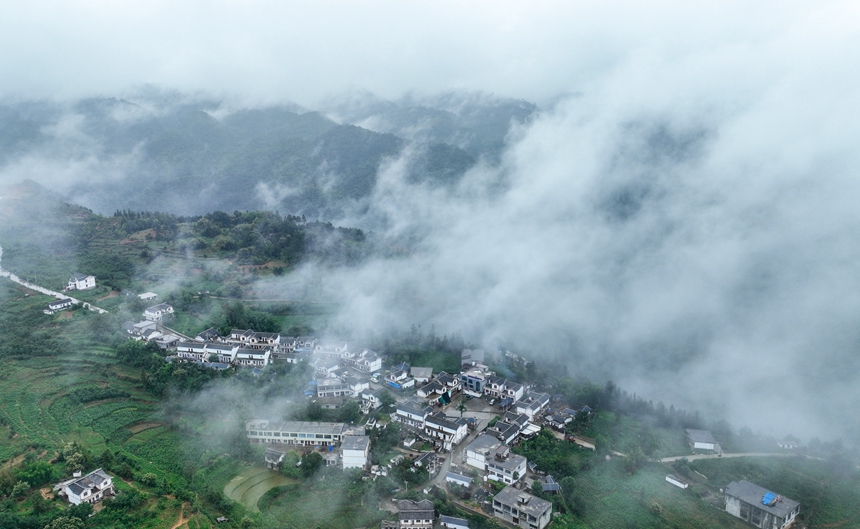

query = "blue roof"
[{"left": 762, "top": 492, "right": 777, "bottom": 506}]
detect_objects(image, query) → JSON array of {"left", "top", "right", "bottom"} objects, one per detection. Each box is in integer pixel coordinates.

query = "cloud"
[{"left": 298, "top": 10, "right": 860, "bottom": 440}]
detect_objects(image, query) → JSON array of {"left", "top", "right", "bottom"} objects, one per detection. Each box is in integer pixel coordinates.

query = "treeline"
[
  {"left": 113, "top": 210, "right": 190, "bottom": 239},
  {"left": 114, "top": 208, "right": 370, "bottom": 267}
]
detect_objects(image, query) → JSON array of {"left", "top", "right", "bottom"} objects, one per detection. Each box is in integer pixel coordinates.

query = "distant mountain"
[{"left": 0, "top": 90, "right": 537, "bottom": 222}]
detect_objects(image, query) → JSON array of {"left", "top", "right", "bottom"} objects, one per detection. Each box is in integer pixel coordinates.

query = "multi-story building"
[
  {"left": 245, "top": 420, "right": 359, "bottom": 447},
  {"left": 492, "top": 486, "right": 552, "bottom": 529},
  {"left": 725, "top": 481, "right": 799, "bottom": 529}
]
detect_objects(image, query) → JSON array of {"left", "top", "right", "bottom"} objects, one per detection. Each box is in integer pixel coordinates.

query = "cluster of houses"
[
  {"left": 42, "top": 273, "right": 96, "bottom": 315},
  {"left": 381, "top": 487, "right": 553, "bottom": 529}
]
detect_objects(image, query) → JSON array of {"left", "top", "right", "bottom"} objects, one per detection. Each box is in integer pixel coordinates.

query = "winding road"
[{"left": 0, "top": 245, "right": 108, "bottom": 314}]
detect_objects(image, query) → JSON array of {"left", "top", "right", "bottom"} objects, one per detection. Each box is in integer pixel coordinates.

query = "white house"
[
  {"left": 411, "top": 367, "right": 433, "bottom": 384},
  {"left": 62, "top": 468, "right": 113, "bottom": 505},
  {"left": 487, "top": 445, "right": 527, "bottom": 484},
  {"left": 686, "top": 429, "right": 721, "bottom": 452},
  {"left": 143, "top": 303, "right": 174, "bottom": 322},
  {"left": 439, "top": 515, "right": 469, "bottom": 529},
  {"left": 67, "top": 273, "right": 96, "bottom": 291},
  {"left": 341, "top": 435, "right": 370, "bottom": 469},
  {"left": 176, "top": 341, "right": 209, "bottom": 361},
  {"left": 44, "top": 298, "right": 75, "bottom": 315},
  {"left": 465, "top": 434, "right": 503, "bottom": 470},
  {"left": 235, "top": 348, "right": 270, "bottom": 367},
  {"left": 398, "top": 499, "right": 435, "bottom": 529},
  {"left": 424, "top": 412, "right": 469, "bottom": 451},
  {"left": 138, "top": 292, "right": 158, "bottom": 301},
  {"left": 317, "top": 378, "right": 352, "bottom": 398},
  {"left": 445, "top": 472, "right": 473, "bottom": 488}
]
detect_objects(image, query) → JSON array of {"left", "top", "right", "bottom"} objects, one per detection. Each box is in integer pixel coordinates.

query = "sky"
[
  {"left": 2, "top": 1, "right": 860, "bottom": 441},
  {"left": 1, "top": 1, "right": 852, "bottom": 107}
]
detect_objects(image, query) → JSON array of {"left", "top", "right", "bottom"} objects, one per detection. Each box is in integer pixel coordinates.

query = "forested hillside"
[{"left": 0, "top": 91, "right": 534, "bottom": 220}]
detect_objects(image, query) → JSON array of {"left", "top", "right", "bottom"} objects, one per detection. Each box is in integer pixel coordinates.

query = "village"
[{"left": 41, "top": 272, "right": 803, "bottom": 529}]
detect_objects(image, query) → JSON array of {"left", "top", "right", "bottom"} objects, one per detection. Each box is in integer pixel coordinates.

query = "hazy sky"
[
  {"left": 3, "top": 1, "right": 860, "bottom": 441},
  {"left": 1, "top": 1, "right": 852, "bottom": 106}
]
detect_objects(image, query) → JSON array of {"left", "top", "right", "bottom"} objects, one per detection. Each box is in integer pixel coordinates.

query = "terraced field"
[
  {"left": 224, "top": 466, "right": 296, "bottom": 512},
  {"left": 0, "top": 346, "right": 160, "bottom": 460}
]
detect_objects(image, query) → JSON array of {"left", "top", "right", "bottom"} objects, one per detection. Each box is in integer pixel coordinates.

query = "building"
[
  {"left": 666, "top": 475, "right": 689, "bottom": 489},
  {"left": 445, "top": 472, "right": 473, "bottom": 488},
  {"left": 515, "top": 392, "right": 551, "bottom": 420},
  {"left": 394, "top": 401, "right": 433, "bottom": 430},
  {"left": 411, "top": 367, "right": 433, "bottom": 384},
  {"left": 143, "top": 303, "right": 174, "bottom": 322},
  {"left": 235, "top": 348, "right": 270, "bottom": 367},
  {"left": 44, "top": 298, "right": 75, "bottom": 315},
  {"left": 138, "top": 292, "right": 157, "bottom": 301},
  {"left": 398, "top": 499, "right": 435, "bottom": 529},
  {"left": 439, "top": 515, "right": 469, "bottom": 529},
  {"left": 686, "top": 429, "right": 721, "bottom": 452},
  {"left": 424, "top": 412, "right": 468, "bottom": 451},
  {"left": 725, "top": 480, "right": 799, "bottom": 529},
  {"left": 62, "top": 468, "right": 114, "bottom": 505},
  {"left": 67, "top": 273, "right": 96, "bottom": 291},
  {"left": 341, "top": 435, "right": 370, "bottom": 469},
  {"left": 264, "top": 448, "right": 287, "bottom": 470},
  {"left": 461, "top": 366, "right": 490, "bottom": 396},
  {"left": 315, "top": 377, "right": 351, "bottom": 399},
  {"left": 487, "top": 445, "right": 527, "bottom": 484},
  {"left": 245, "top": 420, "right": 357, "bottom": 447},
  {"left": 461, "top": 348, "right": 485, "bottom": 366},
  {"left": 465, "top": 434, "right": 503, "bottom": 470},
  {"left": 492, "top": 486, "right": 552, "bottom": 529}
]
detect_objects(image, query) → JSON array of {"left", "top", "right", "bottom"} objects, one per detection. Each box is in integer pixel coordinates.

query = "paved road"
[
  {"left": 0, "top": 245, "right": 108, "bottom": 314},
  {"left": 659, "top": 452, "right": 799, "bottom": 463}
]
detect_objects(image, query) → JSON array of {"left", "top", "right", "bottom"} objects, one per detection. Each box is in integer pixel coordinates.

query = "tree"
[
  {"left": 11, "top": 480, "right": 29, "bottom": 497},
  {"left": 300, "top": 452, "right": 323, "bottom": 478},
  {"left": 457, "top": 398, "right": 468, "bottom": 417},
  {"left": 378, "top": 390, "right": 396, "bottom": 409},
  {"left": 44, "top": 516, "right": 85, "bottom": 529}
]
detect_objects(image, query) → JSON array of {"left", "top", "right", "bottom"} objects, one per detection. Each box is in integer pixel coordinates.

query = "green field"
[{"left": 223, "top": 466, "right": 297, "bottom": 512}]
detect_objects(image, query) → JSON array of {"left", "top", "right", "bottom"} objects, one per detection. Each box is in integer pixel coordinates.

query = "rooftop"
[
  {"left": 494, "top": 486, "right": 552, "bottom": 517},
  {"left": 341, "top": 435, "right": 370, "bottom": 451},
  {"left": 726, "top": 480, "right": 800, "bottom": 519}
]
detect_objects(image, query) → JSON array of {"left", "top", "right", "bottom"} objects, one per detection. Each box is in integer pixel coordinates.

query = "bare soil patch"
[{"left": 129, "top": 421, "right": 163, "bottom": 434}]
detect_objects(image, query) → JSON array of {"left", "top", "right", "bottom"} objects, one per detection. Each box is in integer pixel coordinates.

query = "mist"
[{"left": 1, "top": 0, "right": 859, "bottom": 443}]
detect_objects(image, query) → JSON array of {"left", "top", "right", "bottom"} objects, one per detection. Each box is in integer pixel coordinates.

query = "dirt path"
[{"left": 170, "top": 502, "right": 190, "bottom": 529}]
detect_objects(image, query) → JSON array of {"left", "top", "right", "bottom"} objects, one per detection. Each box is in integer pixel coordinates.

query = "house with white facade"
[
  {"left": 398, "top": 499, "right": 435, "bottom": 529},
  {"left": 341, "top": 435, "right": 370, "bottom": 469},
  {"left": 686, "top": 429, "right": 721, "bottom": 452},
  {"left": 487, "top": 445, "right": 527, "bottom": 484},
  {"left": 394, "top": 401, "right": 433, "bottom": 430},
  {"left": 138, "top": 292, "right": 158, "bottom": 301},
  {"left": 143, "top": 303, "right": 174, "bottom": 322},
  {"left": 411, "top": 367, "right": 433, "bottom": 384},
  {"left": 67, "top": 273, "right": 96, "bottom": 291},
  {"left": 235, "top": 347, "right": 270, "bottom": 367},
  {"left": 44, "top": 298, "right": 75, "bottom": 315},
  {"left": 317, "top": 377, "right": 352, "bottom": 398},
  {"left": 424, "top": 412, "right": 468, "bottom": 451},
  {"left": 515, "top": 392, "right": 551, "bottom": 420},
  {"left": 245, "top": 420, "right": 358, "bottom": 447},
  {"left": 465, "top": 434, "right": 504, "bottom": 470},
  {"left": 492, "top": 486, "right": 553, "bottom": 529},
  {"left": 61, "top": 468, "right": 114, "bottom": 505}
]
